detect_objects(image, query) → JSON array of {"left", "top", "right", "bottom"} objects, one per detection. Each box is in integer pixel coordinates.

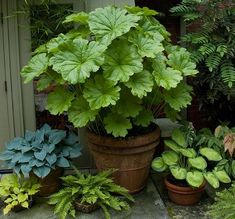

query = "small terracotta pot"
[
  {"left": 74, "top": 200, "right": 100, "bottom": 213},
  {"left": 164, "top": 176, "right": 206, "bottom": 205}
]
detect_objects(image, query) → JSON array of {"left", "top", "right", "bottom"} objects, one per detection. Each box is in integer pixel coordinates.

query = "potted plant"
[
  {"left": 0, "top": 174, "right": 40, "bottom": 215},
  {"left": 20, "top": 5, "right": 198, "bottom": 193},
  {"left": 151, "top": 123, "right": 231, "bottom": 205},
  {"left": 0, "top": 124, "right": 82, "bottom": 196},
  {"left": 48, "top": 169, "right": 134, "bottom": 219}
]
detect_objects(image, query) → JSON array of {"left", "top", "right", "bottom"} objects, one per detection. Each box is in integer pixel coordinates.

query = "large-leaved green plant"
[{"left": 21, "top": 6, "right": 198, "bottom": 137}]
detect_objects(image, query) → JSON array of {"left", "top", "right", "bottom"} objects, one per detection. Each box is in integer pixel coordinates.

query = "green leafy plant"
[
  {"left": 0, "top": 174, "right": 40, "bottom": 215},
  {"left": 20, "top": 5, "right": 198, "bottom": 138},
  {"left": 48, "top": 169, "right": 134, "bottom": 219},
  {"left": 0, "top": 124, "right": 82, "bottom": 178},
  {"left": 151, "top": 123, "right": 231, "bottom": 188},
  {"left": 198, "top": 125, "right": 235, "bottom": 179},
  {"left": 208, "top": 182, "right": 235, "bottom": 219},
  {"left": 170, "top": 0, "right": 235, "bottom": 122}
]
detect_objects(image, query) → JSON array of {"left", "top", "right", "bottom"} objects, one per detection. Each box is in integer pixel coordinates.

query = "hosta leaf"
[
  {"left": 213, "top": 169, "right": 231, "bottom": 183},
  {"left": 151, "top": 157, "right": 167, "bottom": 172},
  {"left": 162, "top": 151, "right": 179, "bottom": 166},
  {"left": 34, "top": 150, "right": 47, "bottom": 161},
  {"left": 170, "top": 166, "right": 187, "bottom": 180},
  {"left": 68, "top": 97, "right": 98, "bottom": 128},
  {"left": 114, "top": 89, "right": 142, "bottom": 117},
  {"left": 188, "top": 156, "right": 207, "bottom": 170},
  {"left": 128, "top": 31, "right": 164, "bottom": 58},
  {"left": 33, "top": 166, "right": 51, "bottom": 178},
  {"left": 163, "top": 83, "right": 193, "bottom": 111},
  {"left": 203, "top": 172, "right": 219, "bottom": 189},
  {"left": 104, "top": 113, "right": 132, "bottom": 137},
  {"left": 179, "top": 148, "right": 196, "bottom": 158},
  {"left": 103, "top": 39, "right": 143, "bottom": 83},
  {"left": 164, "top": 139, "right": 181, "bottom": 152},
  {"left": 125, "top": 70, "right": 154, "bottom": 98},
  {"left": 88, "top": 6, "right": 140, "bottom": 46},
  {"left": 18, "top": 193, "right": 28, "bottom": 203},
  {"left": 200, "top": 147, "right": 222, "bottom": 161},
  {"left": 186, "top": 171, "right": 204, "bottom": 188},
  {"left": 83, "top": 75, "right": 120, "bottom": 110},
  {"left": 49, "top": 38, "right": 105, "bottom": 84},
  {"left": 63, "top": 12, "right": 88, "bottom": 24},
  {"left": 21, "top": 201, "right": 29, "bottom": 209},
  {"left": 57, "top": 157, "right": 70, "bottom": 168},
  {"left": 46, "top": 87, "right": 74, "bottom": 115},
  {"left": 171, "top": 128, "right": 186, "bottom": 147},
  {"left": 46, "top": 154, "right": 57, "bottom": 166},
  {"left": 134, "top": 109, "right": 154, "bottom": 127},
  {"left": 21, "top": 53, "right": 48, "bottom": 83}
]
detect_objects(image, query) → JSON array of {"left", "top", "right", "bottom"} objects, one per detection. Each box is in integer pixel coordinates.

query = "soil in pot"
[
  {"left": 74, "top": 200, "right": 100, "bottom": 213},
  {"left": 164, "top": 175, "right": 206, "bottom": 206},
  {"left": 12, "top": 196, "right": 34, "bottom": 213},
  {"left": 87, "top": 124, "right": 161, "bottom": 194}
]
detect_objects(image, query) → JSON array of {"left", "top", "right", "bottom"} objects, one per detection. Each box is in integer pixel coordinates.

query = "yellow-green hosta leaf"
[
  {"left": 104, "top": 113, "right": 132, "bottom": 137},
  {"left": 164, "top": 139, "right": 181, "bottom": 152},
  {"left": 163, "top": 82, "right": 193, "bottom": 111},
  {"left": 200, "top": 147, "right": 222, "bottom": 161},
  {"left": 162, "top": 151, "right": 179, "bottom": 166},
  {"left": 21, "top": 53, "right": 48, "bottom": 83},
  {"left": 63, "top": 12, "right": 88, "bottom": 24},
  {"left": 186, "top": 171, "right": 204, "bottom": 188},
  {"left": 134, "top": 109, "right": 154, "bottom": 127},
  {"left": 128, "top": 31, "right": 164, "bottom": 58},
  {"left": 171, "top": 128, "right": 186, "bottom": 147},
  {"left": 49, "top": 38, "right": 105, "bottom": 84},
  {"left": 170, "top": 166, "right": 187, "bottom": 180},
  {"left": 213, "top": 169, "right": 231, "bottom": 183},
  {"left": 21, "top": 201, "right": 29, "bottom": 209},
  {"left": 179, "top": 148, "right": 196, "bottom": 158},
  {"left": 103, "top": 39, "right": 143, "bottom": 83},
  {"left": 17, "top": 193, "right": 28, "bottom": 203},
  {"left": 68, "top": 97, "right": 98, "bottom": 128},
  {"left": 83, "top": 75, "right": 120, "bottom": 110},
  {"left": 188, "top": 156, "right": 207, "bottom": 170},
  {"left": 125, "top": 70, "right": 154, "bottom": 98},
  {"left": 3, "top": 204, "right": 13, "bottom": 215},
  {"left": 203, "top": 172, "right": 219, "bottom": 189},
  {"left": 88, "top": 6, "right": 140, "bottom": 46},
  {"left": 151, "top": 157, "right": 168, "bottom": 172},
  {"left": 46, "top": 87, "right": 75, "bottom": 115}
]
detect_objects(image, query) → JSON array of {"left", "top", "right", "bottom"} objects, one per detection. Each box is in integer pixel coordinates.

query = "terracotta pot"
[
  {"left": 87, "top": 126, "right": 161, "bottom": 194},
  {"left": 31, "top": 168, "right": 63, "bottom": 197},
  {"left": 74, "top": 200, "right": 100, "bottom": 213},
  {"left": 164, "top": 176, "right": 206, "bottom": 205}
]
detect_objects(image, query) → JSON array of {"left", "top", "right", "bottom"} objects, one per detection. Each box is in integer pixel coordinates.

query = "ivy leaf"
[
  {"left": 114, "top": 89, "right": 142, "bottom": 117},
  {"left": 134, "top": 109, "right": 154, "bottom": 127},
  {"left": 49, "top": 38, "right": 105, "bottom": 84},
  {"left": 63, "top": 12, "right": 88, "bottom": 24},
  {"left": 128, "top": 31, "right": 164, "bottom": 58},
  {"left": 163, "top": 83, "right": 193, "bottom": 111},
  {"left": 104, "top": 113, "right": 132, "bottom": 137},
  {"left": 103, "top": 39, "right": 143, "bottom": 83},
  {"left": 125, "top": 70, "right": 154, "bottom": 98},
  {"left": 46, "top": 87, "right": 75, "bottom": 115},
  {"left": 68, "top": 97, "right": 98, "bottom": 128},
  {"left": 83, "top": 75, "right": 120, "bottom": 110},
  {"left": 21, "top": 53, "right": 48, "bottom": 83},
  {"left": 88, "top": 6, "right": 140, "bottom": 46}
]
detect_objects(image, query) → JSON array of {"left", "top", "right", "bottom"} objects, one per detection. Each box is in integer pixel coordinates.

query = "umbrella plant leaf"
[
  {"left": 63, "top": 12, "right": 89, "bottom": 24},
  {"left": 88, "top": 6, "right": 140, "bottom": 45},
  {"left": 21, "top": 53, "right": 48, "bottom": 83},
  {"left": 103, "top": 39, "right": 143, "bottom": 83},
  {"left": 203, "top": 172, "right": 220, "bottom": 189},
  {"left": 134, "top": 109, "right": 154, "bottom": 127},
  {"left": 162, "top": 151, "right": 179, "bottom": 166},
  {"left": 186, "top": 171, "right": 204, "bottom": 188},
  {"left": 171, "top": 128, "right": 186, "bottom": 147},
  {"left": 46, "top": 87, "right": 75, "bottom": 115},
  {"left": 125, "top": 70, "right": 154, "bottom": 98},
  {"left": 49, "top": 38, "right": 105, "bottom": 84},
  {"left": 163, "top": 82, "right": 193, "bottom": 111},
  {"left": 83, "top": 75, "right": 120, "bottom": 110},
  {"left": 125, "top": 6, "right": 158, "bottom": 16},
  {"left": 68, "top": 97, "right": 98, "bottom": 128},
  {"left": 170, "top": 166, "right": 187, "bottom": 180},
  {"left": 151, "top": 157, "right": 168, "bottom": 172},
  {"left": 200, "top": 147, "right": 222, "bottom": 161},
  {"left": 104, "top": 113, "right": 132, "bottom": 137},
  {"left": 188, "top": 156, "right": 207, "bottom": 170}
]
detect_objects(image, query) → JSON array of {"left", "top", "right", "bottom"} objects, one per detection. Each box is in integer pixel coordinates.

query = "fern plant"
[
  {"left": 208, "top": 183, "right": 235, "bottom": 219},
  {"left": 171, "top": 0, "right": 235, "bottom": 122},
  {"left": 48, "top": 169, "right": 134, "bottom": 219}
]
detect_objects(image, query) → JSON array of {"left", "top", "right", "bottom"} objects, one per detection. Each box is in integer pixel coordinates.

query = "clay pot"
[
  {"left": 164, "top": 176, "right": 206, "bottom": 205},
  {"left": 31, "top": 168, "right": 63, "bottom": 197},
  {"left": 87, "top": 126, "right": 161, "bottom": 194},
  {"left": 74, "top": 200, "right": 100, "bottom": 213}
]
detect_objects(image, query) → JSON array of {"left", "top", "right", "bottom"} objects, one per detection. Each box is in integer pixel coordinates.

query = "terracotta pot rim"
[{"left": 164, "top": 175, "right": 206, "bottom": 194}]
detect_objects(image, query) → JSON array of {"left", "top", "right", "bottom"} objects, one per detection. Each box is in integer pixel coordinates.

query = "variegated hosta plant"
[
  {"left": 152, "top": 124, "right": 231, "bottom": 188},
  {"left": 21, "top": 6, "right": 198, "bottom": 138}
]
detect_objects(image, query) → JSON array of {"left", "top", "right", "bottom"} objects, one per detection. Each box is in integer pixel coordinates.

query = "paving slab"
[{"left": 0, "top": 178, "right": 170, "bottom": 219}]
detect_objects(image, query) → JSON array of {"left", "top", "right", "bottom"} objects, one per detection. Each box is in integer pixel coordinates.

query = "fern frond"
[
  {"left": 199, "top": 43, "right": 216, "bottom": 56},
  {"left": 170, "top": 5, "right": 197, "bottom": 15},
  {"left": 206, "top": 53, "right": 222, "bottom": 72},
  {"left": 221, "top": 61, "right": 235, "bottom": 88}
]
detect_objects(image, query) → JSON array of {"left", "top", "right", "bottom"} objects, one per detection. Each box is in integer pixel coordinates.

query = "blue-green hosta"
[
  {"left": 0, "top": 124, "right": 82, "bottom": 178},
  {"left": 152, "top": 124, "right": 231, "bottom": 188},
  {"left": 21, "top": 6, "right": 198, "bottom": 138}
]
